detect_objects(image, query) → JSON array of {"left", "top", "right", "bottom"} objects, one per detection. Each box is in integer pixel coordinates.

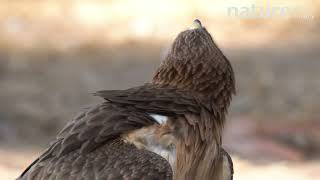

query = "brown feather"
[{"left": 18, "top": 20, "right": 235, "bottom": 180}]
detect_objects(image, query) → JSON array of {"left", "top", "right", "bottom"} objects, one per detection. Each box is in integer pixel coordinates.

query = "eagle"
[{"left": 18, "top": 19, "right": 235, "bottom": 180}]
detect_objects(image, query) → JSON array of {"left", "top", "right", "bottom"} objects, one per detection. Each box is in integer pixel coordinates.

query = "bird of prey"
[{"left": 18, "top": 19, "right": 236, "bottom": 180}]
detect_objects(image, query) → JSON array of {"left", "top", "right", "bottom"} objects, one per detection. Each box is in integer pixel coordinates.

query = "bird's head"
[{"left": 152, "top": 19, "right": 236, "bottom": 110}]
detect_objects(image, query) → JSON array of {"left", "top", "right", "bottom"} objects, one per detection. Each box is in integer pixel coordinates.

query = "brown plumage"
[{"left": 18, "top": 19, "right": 235, "bottom": 180}]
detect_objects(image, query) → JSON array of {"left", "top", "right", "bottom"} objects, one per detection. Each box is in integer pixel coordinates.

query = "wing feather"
[
  {"left": 94, "top": 84, "right": 211, "bottom": 115},
  {"left": 18, "top": 103, "right": 159, "bottom": 179},
  {"left": 19, "top": 84, "right": 213, "bottom": 180}
]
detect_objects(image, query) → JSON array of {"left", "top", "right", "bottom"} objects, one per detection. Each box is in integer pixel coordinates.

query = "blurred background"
[{"left": 0, "top": 0, "right": 319, "bottom": 179}]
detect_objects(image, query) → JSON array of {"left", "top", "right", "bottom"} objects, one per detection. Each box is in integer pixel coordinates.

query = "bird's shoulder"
[{"left": 19, "top": 102, "right": 159, "bottom": 179}]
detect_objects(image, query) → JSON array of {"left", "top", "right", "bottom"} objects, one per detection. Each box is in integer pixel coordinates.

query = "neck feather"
[{"left": 174, "top": 110, "right": 224, "bottom": 180}]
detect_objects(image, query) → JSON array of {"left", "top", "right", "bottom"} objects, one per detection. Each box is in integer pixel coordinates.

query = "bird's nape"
[{"left": 153, "top": 19, "right": 235, "bottom": 111}]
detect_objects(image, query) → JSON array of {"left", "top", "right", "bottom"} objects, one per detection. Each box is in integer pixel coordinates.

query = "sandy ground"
[{"left": 1, "top": 148, "right": 319, "bottom": 180}]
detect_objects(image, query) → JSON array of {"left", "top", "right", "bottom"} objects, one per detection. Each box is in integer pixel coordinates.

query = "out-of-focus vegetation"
[{"left": 0, "top": 0, "right": 319, "bottom": 179}]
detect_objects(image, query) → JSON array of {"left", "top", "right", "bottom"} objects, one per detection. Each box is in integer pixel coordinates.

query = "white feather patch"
[{"left": 149, "top": 114, "right": 168, "bottom": 124}]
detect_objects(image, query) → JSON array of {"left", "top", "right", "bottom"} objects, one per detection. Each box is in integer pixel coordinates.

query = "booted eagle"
[{"left": 18, "top": 19, "right": 235, "bottom": 180}]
